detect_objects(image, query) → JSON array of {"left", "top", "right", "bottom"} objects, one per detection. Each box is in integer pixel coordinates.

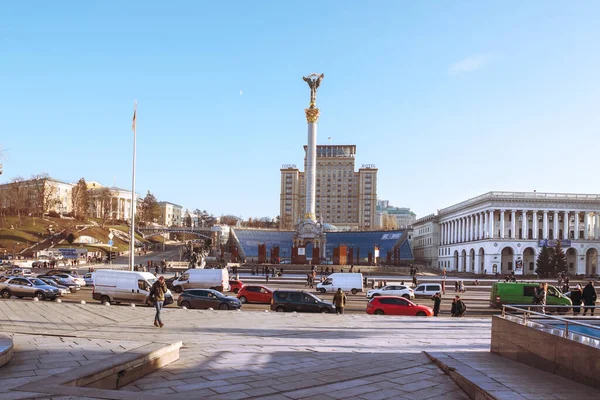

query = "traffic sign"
[
  {"left": 108, "top": 240, "right": 114, "bottom": 246},
  {"left": 108, "top": 232, "right": 114, "bottom": 240}
]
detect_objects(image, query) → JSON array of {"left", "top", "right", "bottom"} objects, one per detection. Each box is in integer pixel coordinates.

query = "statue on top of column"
[{"left": 303, "top": 73, "right": 324, "bottom": 107}]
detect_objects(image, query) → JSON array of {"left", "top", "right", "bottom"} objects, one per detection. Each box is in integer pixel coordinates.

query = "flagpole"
[{"left": 128, "top": 100, "right": 137, "bottom": 271}]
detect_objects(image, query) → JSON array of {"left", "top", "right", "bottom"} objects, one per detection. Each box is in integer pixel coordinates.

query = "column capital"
[{"left": 304, "top": 107, "right": 320, "bottom": 123}]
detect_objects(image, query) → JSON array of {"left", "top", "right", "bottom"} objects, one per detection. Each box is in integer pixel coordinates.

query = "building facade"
[
  {"left": 158, "top": 202, "right": 183, "bottom": 227},
  {"left": 280, "top": 145, "right": 378, "bottom": 231},
  {"left": 375, "top": 200, "right": 416, "bottom": 229},
  {"left": 89, "top": 186, "right": 137, "bottom": 221},
  {"left": 411, "top": 213, "right": 439, "bottom": 267},
  {"left": 0, "top": 177, "right": 74, "bottom": 215},
  {"left": 436, "top": 191, "right": 600, "bottom": 276}
]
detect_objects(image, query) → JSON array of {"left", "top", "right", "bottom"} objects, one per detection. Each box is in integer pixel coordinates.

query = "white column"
[
  {"left": 510, "top": 210, "right": 516, "bottom": 239},
  {"left": 477, "top": 213, "right": 481, "bottom": 240},
  {"left": 595, "top": 213, "right": 600, "bottom": 239},
  {"left": 543, "top": 210, "right": 549, "bottom": 239},
  {"left": 488, "top": 210, "right": 494, "bottom": 238},
  {"left": 441, "top": 223, "right": 445, "bottom": 245},
  {"left": 468, "top": 215, "right": 472, "bottom": 241},
  {"left": 553, "top": 210, "right": 559, "bottom": 240},
  {"left": 584, "top": 213, "right": 590, "bottom": 240},
  {"left": 563, "top": 211, "right": 569, "bottom": 240},
  {"left": 305, "top": 118, "right": 318, "bottom": 220},
  {"left": 521, "top": 210, "right": 527, "bottom": 239},
  {"left": 459, "top": 218, "right": 463, "bottom": 242},
  {"left": 533, "top": 211, "right": 538, "bottom": 239},
  {"left": 500, "top": 210, "right": 505, "bottom": 239},
  {"left": 451, "top": 220, "right": 455, "bottom": 244},
  {"left": 575, "top": 212, "right": 580, "bottom": 240},
  {"left": 483, "top": 212, "right": 488, "bottom": 239}
]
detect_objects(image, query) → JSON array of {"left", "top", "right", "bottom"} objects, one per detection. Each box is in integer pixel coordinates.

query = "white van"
[
  {"left": 413, "top": 283, "right": 443, "bottom": 297},
  {"left": 92, "top": 270, "right": 173, "bottom": 305},
  {"left": 172, "top": 269, "right": 230, "bottom": 293},
  {"left": 316, "top": 273, "right": 363, "bottom": 295}
]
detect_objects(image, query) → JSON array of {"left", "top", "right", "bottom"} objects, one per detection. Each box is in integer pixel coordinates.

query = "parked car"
[
  {"left": 270, "top": 290, "right": 335, "bottom": 313},
  {"left": 92, "top": 270, "right": 173, "bottom": 306},
  {"left": 316, "top": 273, "right": 363, "bottom": 294},
  {"left": 0, "top": 277, "right": 60, "bottom": 300},
  {"left": 44, "top": 273, "right": 86, "bottom": 287},
  {"left": 83, "top": 273, "right": 94, "bottom": 286},
  {"left": 32, "top": 261, "right": 49, "bottom": 268},
  {"left": 43, "top": 276, "right": 80, "bottom": 293},
  {"left": 366, "top": 296, "right": 433, "bottom": 316},
  {"left": 37, "top": 277, "right": 70, "bottom": 296},
  {"left": 10, "top": 267, "right": 33, "bottom": 277},
  {"left": 489, "top": 282, "right": 571, "bottom": 313},
  {"left": 367, "top": 285, "right": 414, "bottom": 300},
  {"left": 237, "top": 285, "right": 273, "bottom": 304},
  {"left": 229, "top": 279, "right": 244, "bottom": 294},
  {"left": 177, "top": 289, "right": 241, "bottom": 310},
  {"left": 413, "top": 283, "right": 443, "bottom": 297}
]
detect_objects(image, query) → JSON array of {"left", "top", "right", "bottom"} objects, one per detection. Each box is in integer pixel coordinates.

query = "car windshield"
[
  {"left": 32, "top": 279, "right": 47, "bottom": 286},
  {"left": 210, "top": 290, "right": 226, "bottom": 298},
  {"left": 308, "top": 293, "right": 322, "bottom": 302}
]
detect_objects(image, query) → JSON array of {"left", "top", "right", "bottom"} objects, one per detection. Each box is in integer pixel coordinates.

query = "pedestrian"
[
  {"left": 431, "top": 292, "right": 441, "bottom": 316},
  {"left": 265, "top": 272, "right": 269, "bottom": 283},
  {"left": 582, "top": 281, "right": 597, "bottom": 316},
  {"left": 564, "top": 275, "right": 570, "bottom": 293},
  {"left": 451, "top": 295, "right": 466, "bottom": 317},
  {"left": 571, "top": 284, "right": 583, "bottom": 316},
  {"left": 333, "top": 288, "right": 347, "bottom": 314},
  {"left": 459, "top": 281, "right": 465, "bottom": 293},
  {"left": 150, "top": 276, "right": 167, "bottom": 328},
  {"left": 536, "top": 282, "right": 548, "bottom": 314},
  {"left": 412, "top": 275, "right": 418, "bottom": 288},
  {"left": 455, "top": 281, "right": 459, "bottom": 293},
  {"left": 309, "top": 275, "right": 314, "bottom": 289}
]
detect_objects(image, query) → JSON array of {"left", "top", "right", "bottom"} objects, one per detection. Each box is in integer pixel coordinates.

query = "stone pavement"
[
  {"left": 0, "top": 300, "right": 491, "bottom": 399},
  {"left": 427, "top": 352, "right": 599, "bottom": 400}
]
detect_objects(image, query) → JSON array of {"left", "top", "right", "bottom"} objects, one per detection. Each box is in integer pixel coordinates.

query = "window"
[
  {"left": 523, "top": 286, "right": 536, "bottom": 296},
  {"left": 138, "top": 280, "right": 148, "bottom": 291}
]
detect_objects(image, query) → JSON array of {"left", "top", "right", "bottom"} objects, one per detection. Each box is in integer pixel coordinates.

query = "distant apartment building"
[
  {"left": 158, "top": 202, "right": 183, "bottom": 227},
  {"left": 375, "top": 200, "right": 416, "bottom": 229},
  {"left": 280, "top": 145, "right": 378, "bottom": 230},
  {"left": 411, "top": 213, "right": 440, "bottom": 267}
]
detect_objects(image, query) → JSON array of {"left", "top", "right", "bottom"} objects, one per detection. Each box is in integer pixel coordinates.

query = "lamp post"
[{"left": 13, "top": 242, "right": 19, "bottom": 260}]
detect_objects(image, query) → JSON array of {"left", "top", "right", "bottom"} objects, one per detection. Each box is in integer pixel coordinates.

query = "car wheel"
[
  {"left": 416, "top": 311, "right": 427, "bottom": 316},
  {"left": 233, "top": 288, "right": 239, "bottom": 294},
  {"left": 1, "top": 289, "right": 11, "bottom": 299},
  {"left": 402, "top": 294, "right": 410, "bottom": 299},
  {"left": 275, "top": 306, "right": 286, "bottom": 312},
  {"left": 35, "top": 292, "right": 46, "bottom": 301},
  {"left": 320, "top": 308, "right": 331, "bottom": 313},
  {"left": 374, "top": 309, "right": 385, "bottom": 315},
  {"left": 100, "top": 295, "right": 110, "bottom": 304},
  {"left": 173, "top": 286, "right": 182, "bottom": 294},
  {"left": 239, "top": 296, "right": 248, "bottom": 304},
  {"left": 180, "top": 301, "right": 191, "bottom": 309},
  {"left": 320, "top": 288, "right": 326, "bottom": 293},
  {"left": 219, "top": 303, "right": 229, "bottom": 310},
  {"left": 351, "top": 289, "right": 358, "bottom": 295}
]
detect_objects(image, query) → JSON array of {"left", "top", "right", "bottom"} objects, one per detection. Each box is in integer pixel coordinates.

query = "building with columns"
[
  {"left": 435, "top": 191, "right": 600, "bottom": 276},
  {"left": 411, "top": 213, "right": 439, "bottom": 267}
]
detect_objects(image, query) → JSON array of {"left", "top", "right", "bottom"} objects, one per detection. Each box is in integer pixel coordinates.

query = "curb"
[{"left": 0, "top": 334, "right": 14, "bottom": 368}]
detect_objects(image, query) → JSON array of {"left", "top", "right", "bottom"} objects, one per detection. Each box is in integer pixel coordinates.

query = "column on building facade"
[
  {"left": 553, "top": 210, "right": 559, "bottom": 240},
  {"left": 543, "top": 211, "right": 549, "bottom": 239},
  {"left": 521, "top": 210, "right": 527, "bottom": 239},
  {"left": 483, "top": 212, "right": 488, "bottom": 239},
  {"left": 533, "top": 211, "right": 538, "bottom": 239},
  {"left": 459, "top": 218, "right": 464, "bottom": 242},
  {"left": 499, "top": 210, "right": 505, "bottom": 239},
  {"left": 468, "top": 215, "right": 473, "bottom": 241},
  {"left": 451, "top": 220, "right": 455, "bottom": 244},
  {"left": 574, "top": 212, "right": 579, "bottom": 240},
  {"left": 595, "top": 213, "right": 600, "bottom": 239},
  {"left": 488, "top": 210, "right": 494, "bottom": 238},
  {"left": 584, "top": 213, "right": 590, "bottom": 240},
  {"left": 476, "top": 213, "right": 481, "bottom": 240},
  {"left": 441, "top": 223, "right": 445, "bottom": 245},
  {"left": 510, "top": 210, "right": 516, "bottom": 239},
  {"left": 563, "top": 211, "right": 569, "bottom": 240}
]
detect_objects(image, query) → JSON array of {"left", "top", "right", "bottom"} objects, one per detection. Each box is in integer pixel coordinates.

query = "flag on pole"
[{"left": 132, "top": 101, "right": 137, "bottom": 132}]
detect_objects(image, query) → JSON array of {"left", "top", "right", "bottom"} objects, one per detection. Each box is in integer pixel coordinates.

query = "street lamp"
[{"left": 13, "top": 242, "right": 19, "bottom": 260}]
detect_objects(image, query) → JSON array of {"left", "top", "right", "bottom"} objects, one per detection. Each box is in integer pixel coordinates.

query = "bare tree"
[
  {"left": 7, "top": 177, "right": 26, "bottom": 220},
  {"left": 29, "top": 173, "right": 60, "bottom": 217},
  {"left": 90, "top": 187, "right": 115, "bottom": 227},
  {"left": 71, "top": 178, "right": 90, "bottom": 220}
]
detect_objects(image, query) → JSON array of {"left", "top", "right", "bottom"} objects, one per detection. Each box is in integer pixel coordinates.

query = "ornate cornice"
[{"left": 305, "top": 107, "right": 320, "bottom": 123}]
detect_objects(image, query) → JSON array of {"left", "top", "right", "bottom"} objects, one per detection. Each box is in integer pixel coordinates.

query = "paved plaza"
[{"left": 0, "top": 301, "right": 597, "bottom": 399}]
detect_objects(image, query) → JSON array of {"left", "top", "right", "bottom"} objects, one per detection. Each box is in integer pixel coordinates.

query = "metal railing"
[{"left": 501, "top": 304, "right": 600, "bottom": 344}]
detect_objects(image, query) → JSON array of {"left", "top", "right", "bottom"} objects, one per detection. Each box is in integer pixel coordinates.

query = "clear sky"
[{"left": 2, "top": 1, "right": 599, "bottom": 220}]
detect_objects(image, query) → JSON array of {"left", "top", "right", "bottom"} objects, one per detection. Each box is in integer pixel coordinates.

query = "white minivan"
[
  {"left": 172, "top": 269, "right": 230, "bottom": 293},
  {"left": 316, "top": 272, "right": 363, "bottom": 295},
  {"left": 92, "top": 270, "right": 173, "bottom": 305},
  {"left": 413, "top": 283, "right": 443, "bottom": 297}
]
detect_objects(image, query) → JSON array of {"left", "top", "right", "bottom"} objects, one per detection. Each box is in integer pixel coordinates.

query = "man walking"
[
  {"left": 333, "top": 288, "right": 347, "bottom": 315},
  {"left": 150, "top": 276, "right": 167, "bottom": 328},
  {"left": 582, "top": 281, "right": 597, "bottom": 316},
  {"left": 451, "top": 295, "right": 466, "bottom": 317}
]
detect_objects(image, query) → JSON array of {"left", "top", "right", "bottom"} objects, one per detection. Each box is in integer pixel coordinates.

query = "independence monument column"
[{"left": 302, "top": 73, "right": 324, "bottom": 221}]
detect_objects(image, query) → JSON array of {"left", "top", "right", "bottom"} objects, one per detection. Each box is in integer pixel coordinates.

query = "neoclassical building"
[{"left": 436, "top": 191, "right": 600, "bottom": 276}]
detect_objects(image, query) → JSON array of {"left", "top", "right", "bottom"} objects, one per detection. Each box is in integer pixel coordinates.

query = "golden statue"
[{"left": 303, "top": 73, "right": 324, "bottom": 107}]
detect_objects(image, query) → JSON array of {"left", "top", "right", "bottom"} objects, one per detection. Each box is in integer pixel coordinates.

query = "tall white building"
[{"left": 436, "top": 191, "right": 600, "bottom": 276}]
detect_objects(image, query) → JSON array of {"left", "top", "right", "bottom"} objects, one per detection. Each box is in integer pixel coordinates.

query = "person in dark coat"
[
  {"left": 582, "top": 281, "right": 597, "bottom": 316},
  {"left": 451, "top": 296, "right": 466, "bottom": 317},
  {"left": 570, "top": 284, "right": 583, "bottom": 315},
  {"left": 150, "top": 276, "right": 167, "bottom": 328},
  {"left": 431, "top": 292, "right": 441, "bottom": 317},
  {"left": 332, "top": 288, "right": 347, "bottom": 314}
]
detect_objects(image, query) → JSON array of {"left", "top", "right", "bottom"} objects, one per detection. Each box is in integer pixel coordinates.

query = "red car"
[
  {"left": 366, "top": 296, "right": 433, "bottom": 316},
  {"left": 229, "top": 280, "right": 244, "bottom": 294},
  {"left": 237, "top": 285, "right": 273, "bottom": 304}
]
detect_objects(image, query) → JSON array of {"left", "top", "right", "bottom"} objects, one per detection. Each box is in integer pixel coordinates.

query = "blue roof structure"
[{"left": 231, "top": 228, "right": 413, "bottom": 260}]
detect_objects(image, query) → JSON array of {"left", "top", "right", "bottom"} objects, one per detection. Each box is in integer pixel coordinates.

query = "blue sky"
[{"left": 2, "top": 1, "right": 599, "bottom": 220}]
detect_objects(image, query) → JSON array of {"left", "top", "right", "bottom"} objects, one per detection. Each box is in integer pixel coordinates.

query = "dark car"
[
  {"left": 177, "top": 289, "right": 241, "bottom": 310},
  {"left": 270, "top": 290, "right": 335, "bottom": 313},
  {"left": 41, "top": 276, "right": 80, "bottom": 293}
]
